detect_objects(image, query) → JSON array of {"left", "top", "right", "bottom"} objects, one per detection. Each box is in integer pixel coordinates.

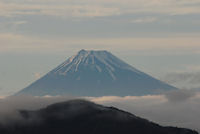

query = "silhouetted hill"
[{"left": 0, "top": 100, "right": 197, "bottom": 134}]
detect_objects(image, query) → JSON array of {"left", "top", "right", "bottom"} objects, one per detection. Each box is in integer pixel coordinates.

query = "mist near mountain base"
[{"left": 0, "top": 90, "right": 199, "bottom": 132}]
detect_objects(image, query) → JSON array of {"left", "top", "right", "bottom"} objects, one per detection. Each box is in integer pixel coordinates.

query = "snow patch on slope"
[{"left": 52, "top": 49, "right": 142, "bottom": 77}]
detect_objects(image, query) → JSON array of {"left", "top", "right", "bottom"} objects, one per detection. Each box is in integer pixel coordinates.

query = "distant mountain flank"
[
  {"left": 16, "top": 49, "right": 177, "bottom": 96},
  {"left": 0, "top": 100, "right": 197, "bottom": 134}
]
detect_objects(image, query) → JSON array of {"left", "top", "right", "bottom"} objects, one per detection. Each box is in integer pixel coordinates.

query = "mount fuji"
[{"left": 16, "top": 49, "right": 177, "bottom": 96}]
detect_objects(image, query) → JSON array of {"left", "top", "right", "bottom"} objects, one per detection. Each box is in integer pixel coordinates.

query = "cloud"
[
  {"left": 164, "top": 89, "right": 197, "bottom": 102},
  {"left": 0, "top": 1, "right": 200, "bottom": 51},
  {"left": 0, "top": 96, "right": 76, "bottom": 124},
  {"left": 131, "top": 17, "right": 157, "bottom": 23},
  {"left": 88, "top": 95, "right": 167, "bottom": 105},
  {"left": 12, "top": 21, "right": 27, "bottom": 25},
  {"left": 185, "top": 65, "right": 200, "bottom": 72},
  {"left": 0, "top": 1, "right": 121, "bottom": 18},
  {"left": 162, "top": 72, "right": 200, "bottom": 89},
  {"left": 33, "top": 72, "right": 42, "bottom": 80},
  {"left": 0, "top": 20, "right": 28, "bottom": 33},
  {"left": 0, "top": 0, "right": 200, "bottom": 18},
  {"left": 0, "top": 33, "right": 200, "bottom": 54}
]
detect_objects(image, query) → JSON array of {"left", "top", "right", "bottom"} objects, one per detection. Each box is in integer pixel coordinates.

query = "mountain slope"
[
  {"left": 0, "top": 100, "right": 197, "bottom": 134},
  {"left": 16, "top": 49, "right": 177, "bottom": 96}
]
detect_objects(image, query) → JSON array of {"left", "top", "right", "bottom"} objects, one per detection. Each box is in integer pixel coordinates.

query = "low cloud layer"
[
  {"left": 0, "top": 90, "right": 199, "bottom": 132},
  {"left": 89, "top": 90, "right": 200, "bottom": 132}
]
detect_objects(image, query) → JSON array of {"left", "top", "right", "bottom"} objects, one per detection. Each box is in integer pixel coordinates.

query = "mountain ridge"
[
  {"left": 16, "top": 49, "right": 177, "bottom": 96},
  {"left": 0, "top": 100, "right": 198, "bottom": 134}
]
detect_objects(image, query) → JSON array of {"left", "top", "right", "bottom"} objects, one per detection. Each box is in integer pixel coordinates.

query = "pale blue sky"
[{"left": 0, "top": 0, "right": 200, "bottom": 95}]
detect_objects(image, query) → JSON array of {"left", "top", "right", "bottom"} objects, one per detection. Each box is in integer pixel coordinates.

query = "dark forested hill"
[{"left": 0, "top": 100, "right": 197, "bottom": 134}]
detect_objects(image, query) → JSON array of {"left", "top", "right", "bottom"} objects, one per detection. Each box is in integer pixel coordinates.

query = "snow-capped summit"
[
  {"left": 52, "top": 49, "right": 141, "bottom": 79},
  {"left": 16, "top": 49, "right": 177, "bottom": 96}
]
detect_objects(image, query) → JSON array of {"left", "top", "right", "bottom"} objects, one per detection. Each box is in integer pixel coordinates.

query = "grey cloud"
[
  {"left": 164, "top": 89, "right": 197, "bottom": 102},
  {"left": 1, "top": 0, "right": 200, "bottom": 18},
  {"left": 0, "top": 96, "right": 76, "bottom": 124},
  {"left": 1, "top": 1, "right": 200, "bottom": 38},
  {"left": 163, "top": 72, "right": 200, "bottom": 84},
  {"left": 1, "top": 13, "right": 199, "bottom": 38},
  {"left": 162, "top": 72, "right": 200, "bottom": 89}
]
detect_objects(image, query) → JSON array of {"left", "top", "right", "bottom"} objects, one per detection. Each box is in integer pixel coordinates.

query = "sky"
[{"left": 0, "top": 0, "right": 200, "bottom": 95}]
